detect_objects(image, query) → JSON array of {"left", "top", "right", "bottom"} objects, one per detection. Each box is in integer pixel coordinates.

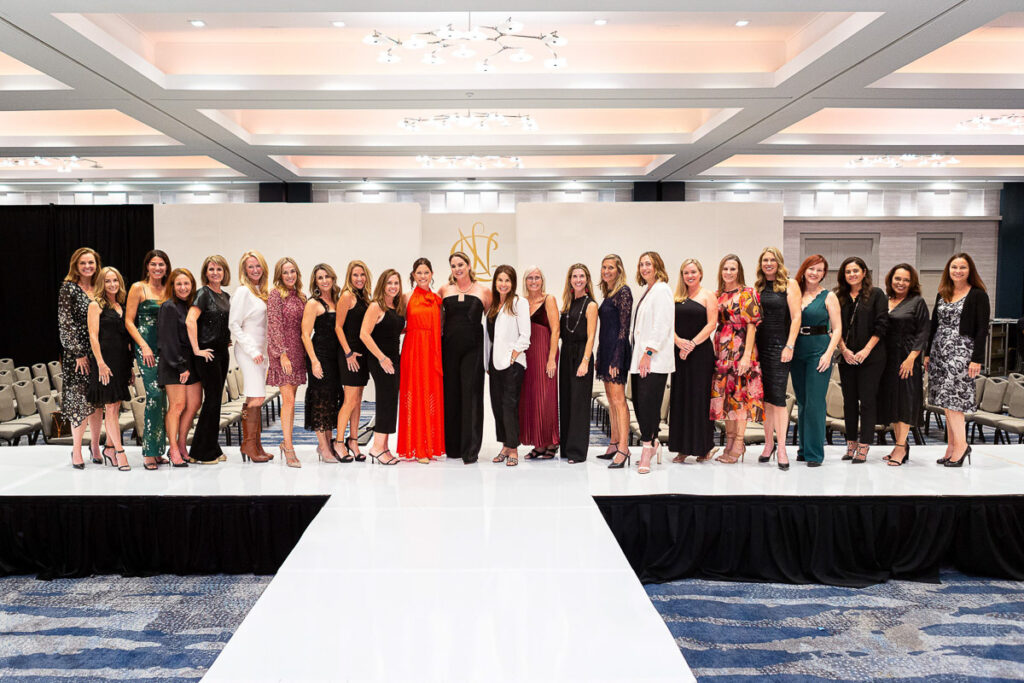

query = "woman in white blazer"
[
  {"left": 628, "top": 251, "right": 675, "bottom": 474},
  {"left": 229, "top": 250, "right": 271, "bottom": 463},
  {"left": 485, "top": 265, "right": 532, "bottom": 467}
]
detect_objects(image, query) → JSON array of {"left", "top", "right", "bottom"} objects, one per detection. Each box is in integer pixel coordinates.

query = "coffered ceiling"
[{"left": 0, "top": 0, "right": 1022, "bottom": 183}]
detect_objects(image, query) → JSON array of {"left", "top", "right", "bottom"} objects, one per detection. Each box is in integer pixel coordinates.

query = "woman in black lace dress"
[
  {"left": 302, "top": 264, "right": 342, "bottom": 463},
  {"left": 596, "top": 254, "right": 633, "bottom": 465},
  {"left": 58, "top": 247, "right": 104, "bottom": 468}
]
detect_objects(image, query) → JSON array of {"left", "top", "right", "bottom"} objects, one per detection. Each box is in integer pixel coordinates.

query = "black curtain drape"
[
  {"left": 0, "top": 495, "right": 327, "bottom": 579},
  {"left": 0, "top": 205, "right": 154, "bottom": 366},
  {"left": 597, "top": 495, "right": 1024, "bottom": 588}
]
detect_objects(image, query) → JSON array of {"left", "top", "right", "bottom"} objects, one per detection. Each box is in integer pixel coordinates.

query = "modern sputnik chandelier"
[
  {"left": 846, "top": 154, "right": 960, "bottom": 168},
  {"left": 365, "top": 15, "right": 568, "bottom": 72},
  {"left": 0, "top": 156, "right": 102, "bottom": 172},
  {"left": 399, "top": 110, "right": 538, "bottom": 132}
]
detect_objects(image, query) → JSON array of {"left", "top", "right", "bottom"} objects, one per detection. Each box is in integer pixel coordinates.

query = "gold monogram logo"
[{"left": 451, "top": 221, "right": 500, "bottom": 282}]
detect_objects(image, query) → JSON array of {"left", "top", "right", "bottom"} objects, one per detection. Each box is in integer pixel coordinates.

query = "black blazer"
[
  {"left": 927, "top": 287, "right": 991, "bottom": 365},
  {"left": 838, "top": 286, "right": 888, "bottom": 357}
]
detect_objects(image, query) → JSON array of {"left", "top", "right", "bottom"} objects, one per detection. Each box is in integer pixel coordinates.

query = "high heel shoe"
[
  {"left": 842, "top": 442, "right": 857, "bottom": 461},
  {"left": 852, "top": 443, "right": 869, "bottom": 464},
  {"left": 654, "top": 440, "right": 662, "bottom": 465},
  {"left": 887, "top": 443, "right": 910, "bottom": 467},
  {"left": 168, "top": 449, "right": 189, "bottom": 468},
  {"left": 492, "top": 451, "right": 509, "bottom": 463},
  {"left": 69, "top": 451, "right": 85, "bottom": 470},
  {"left": 90, "top": 447, "right": 103, "bottom": 465},
  {"left": 936, "top": 452, "right": 951, "bottom": 464},
  {"left": 638, "top": 443, "right": 659, "bottom": 474},
  {"left": 279, "top": 445, "right": 301, "bottom": 468},
  {"left": 758, "top": 443, "right": 777, "bottom": 464},
  {"left": 597, "top": 442, "right": 618, "bottom": 461},
  {"left": 115, "top": 449, "right": 131, "bottom": 472},
  {"left": 334, "top": 440, "right": 354, "bottom": 463},
  {"left": 348, "top": 437, "right": 365, "bottom": 462},
  {"left": 369, "top": 449, "right": 399, "bottom": 465},
  {"left": 317, "top": 441, "right": 341, "bottom": 463},
  {"left": 608, "top": 450, "right": 631, "bottom": 469},
  {"left": 944, "top": 446, "right": 971, "bottom": 467},
  {"left": 777, "top": 452, "right": 790, "bottom": 471},
  {"left": 102, "top": 449, "right": 115, "bottom": 467}
]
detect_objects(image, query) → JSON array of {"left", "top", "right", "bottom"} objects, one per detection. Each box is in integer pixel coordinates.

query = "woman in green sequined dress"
[{"left": 126, "top": 250, "right": 171, "bottom": 469}]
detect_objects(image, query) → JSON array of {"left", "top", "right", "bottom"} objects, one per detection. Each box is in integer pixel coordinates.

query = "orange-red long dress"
[{"left": 397, "top": 286, "right": 445, "bottom": 459}]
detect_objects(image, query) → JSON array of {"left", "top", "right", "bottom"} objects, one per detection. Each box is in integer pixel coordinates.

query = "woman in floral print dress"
[{"left": 709, "top": 254, "right": 764, "bottom": 463}]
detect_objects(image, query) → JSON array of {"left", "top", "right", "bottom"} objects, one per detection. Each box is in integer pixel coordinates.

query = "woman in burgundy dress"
[
  {"left": 518, "top": 266, "right": 560, "bottom": 459},
  {"left": 267, "top": 257, "right": 307, "bottom": 467}
]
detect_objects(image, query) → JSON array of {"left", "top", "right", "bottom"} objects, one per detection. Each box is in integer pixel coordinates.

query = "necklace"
[
  {"left": 564, "top": 295, "right": 589, "bottom": 334},
  {"left": 456, "top": 279, "right": 473, "bottom": 294}
]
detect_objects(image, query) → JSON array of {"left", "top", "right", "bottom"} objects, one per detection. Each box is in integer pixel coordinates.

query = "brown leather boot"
[
  {"left": 252, "top": 405, "right": 272, "bottom": 460},
  {"left": 240, "top": 407, "right": 270, "bottom": 463}
]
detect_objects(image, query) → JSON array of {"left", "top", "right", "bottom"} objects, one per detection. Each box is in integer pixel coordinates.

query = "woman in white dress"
[{"left": 229, "top": 250, "right": 271, "bottom": 463}]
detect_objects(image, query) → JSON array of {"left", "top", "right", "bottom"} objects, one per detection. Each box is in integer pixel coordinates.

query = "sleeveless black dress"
[
  {"left": 87, "top": 306, "right": 132, "bottom": 404},
  {"left": 368, "top": 306, "right": 405, "bottom": 434},
  {"left": 305, "top": 298, "right": 340, "bottom": 432},
  {"left": 755, "top": 285, "right": 792, "bottom": 407},
  {"left": 338, "top": 296, "right": 369, "bottom": 387},
  {"left": 442, "top": 295, "right": 485, "bottom": 462},
  {"left": 668, "top": 299, "right": 715, "bottom": 456}
]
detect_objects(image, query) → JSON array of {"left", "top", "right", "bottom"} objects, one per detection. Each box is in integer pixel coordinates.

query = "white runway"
[{"left": 3, "top": 443, "right": 1023, "bottom": 682}]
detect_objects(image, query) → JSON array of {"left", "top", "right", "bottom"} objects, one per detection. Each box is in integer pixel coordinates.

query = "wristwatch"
[{"left": 785, "top": 344, "right": 794, "bottom": 350}]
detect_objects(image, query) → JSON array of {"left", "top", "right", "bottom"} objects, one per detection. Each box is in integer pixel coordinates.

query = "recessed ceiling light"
[
  {"left": 735, "top": 20, "right": 750, "bottom": 27},
  {"left": 331, "top": 21, "right": 346, "bottom": 28},
  {"left": 189, "top": 19, "right": 206, "bottom": 28},
  {"left": 594, "top": 19, "right": 608, "bottom": 26}
]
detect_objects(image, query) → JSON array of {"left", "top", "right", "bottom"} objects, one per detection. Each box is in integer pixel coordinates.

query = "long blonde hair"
[
  {"left": 674, "top": 259, "right": 703, "bottom": 303},
  {"left": 599, "top": 253, "right": 627, "bottom": 298},
  {"left": 754, "top": 246, "right": 790, "bottom": 294},
  {"left": 238, "top": 250, "right": 269, "bottom": 301},
  {"left": 342, "top": 260, "right": 372, "bottom": 304},
  {"left": 447, "top": 251, "right": 476, "bottom": 285},
  {"left": 272, "top": 257, "right": 306, "bottom": 302},
  {"left": 92, "top": 266, "right": 126, "bottom": 309},
  {"left": 371, "top": 269, "right": 407, "bottom": 317},
  {"left": 561, "top": 263, "right": 596, "bottom": 313}
]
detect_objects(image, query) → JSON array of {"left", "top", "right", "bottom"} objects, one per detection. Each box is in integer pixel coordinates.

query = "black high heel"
[
  {"left": 90, "top": 447, "right": 103, "bottom": 465},
  {"left": 944, "top": 446, "right": 971, "bottom": 467},
  {"left": 852, "top": 443, "right": 869, "bottom": 464},
  {"left": 334, "top": 440, "right": 354, "bottom": 463},
  {"left": 936, "top": 453, "right": 951, "bottom": 464},
  {"left": 608, "top": 450, "right": 631, "bottom": 469},
  {"left": 758, "top": 443, "right": 777, "bottom": 464},
  {"left": 115, "top": 449, "right": 131, "bottom": 472},
  {"left": 887, "top": 443, "right": 910, "bottom": 467},
  {"left": 69, "top": 451, "right": 85, "bottom": 470},
  {"left": 777, "top": 450, "right": 790, "bottom": 471},
  {"left": 842, "top": 442, "right": 857, "bottom": 461},
  {"left": 370, "top": 448, "right": 397, "bottom": 464},
  {"left": 597, "top": 442, "right": 617, "bottom": 460},
  {"left": 348, "top": 437, "right": 365, "bottom": 462}
]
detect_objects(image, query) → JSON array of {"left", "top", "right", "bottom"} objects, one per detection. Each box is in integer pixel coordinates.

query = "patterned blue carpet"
[{"left": 2, "top": 571, "right": 1022, "bottom": 681}]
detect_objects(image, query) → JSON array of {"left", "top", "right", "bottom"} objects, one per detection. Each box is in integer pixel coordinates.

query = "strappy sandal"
[
  {"left": 696, "top": 447, "right": 718, "bottom": 463},
  {"left": 506, "top": 454, "right": 518, "bottom": 467},
  {"left": 852, "top": 443, "right": 869, "bottom": 464},
  {"left": 536, "top": 447, "right": 556, "bottom": 460},
  {"left": 370, "top": 449, "right": 399, "bottom": 465},
  {"left": 492, "top": 451, "right": 509, "bottom": 463},
  {"left": 524, "top": 448, "right": 543, "bottom": 460},
  {"left": 115, "top": 449, "right": 131, "bottom": 472},
  {"left": 887, "top": 443, "right": 910, "bottom": 467},
  {"left": 348, "top": 437, "right": 365, "bottom": 462},
  {"left": 334, "top": 440, "right": 354, "bottom": 463},
  {"left": 843, "top": 442, "right": 857, "bottom": 461}
]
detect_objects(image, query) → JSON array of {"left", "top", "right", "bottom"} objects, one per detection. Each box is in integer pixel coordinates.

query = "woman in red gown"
[{"left": 397, "top": 258, "right": 445, "bottom": 462}]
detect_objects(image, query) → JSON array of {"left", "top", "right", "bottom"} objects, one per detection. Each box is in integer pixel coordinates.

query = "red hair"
[{"left": 795, "top": 254, "right": 829, "bottom": 293}]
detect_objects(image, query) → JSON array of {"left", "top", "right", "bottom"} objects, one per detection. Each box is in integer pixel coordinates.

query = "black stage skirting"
[
  {"left": 0, "top": 496, "right": 327, "bottom": 580},
  {"left": 596, "top": 495, "right": 1024, "bottom": 588}
]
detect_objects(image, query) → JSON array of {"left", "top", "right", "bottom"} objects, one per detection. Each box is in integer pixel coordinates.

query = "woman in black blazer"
[
  {"left": 835, "top": 257, "right": 888, "bottom": 463},
  {"left": 924, "top": 253, "right": 990, "bottom": 467}
]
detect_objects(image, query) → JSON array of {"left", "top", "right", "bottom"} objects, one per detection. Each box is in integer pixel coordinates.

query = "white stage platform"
[{"left": 3, "top": 443, "right": 1023, "bottom": 682}]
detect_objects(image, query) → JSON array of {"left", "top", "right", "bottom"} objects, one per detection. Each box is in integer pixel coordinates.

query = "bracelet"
[
  {"left": 785, "top": 344, "right": 794, "bottom": 351},
  {"left": 645, "top": 349, "right": 654, "bottom": 356},
  {"left": 345, "top": 351, "right": 356, "bottom": 359}
]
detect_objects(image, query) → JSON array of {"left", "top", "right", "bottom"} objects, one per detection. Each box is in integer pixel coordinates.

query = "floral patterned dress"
[{"left": 710, "top": 287, "right": 764, "bottom": 422}]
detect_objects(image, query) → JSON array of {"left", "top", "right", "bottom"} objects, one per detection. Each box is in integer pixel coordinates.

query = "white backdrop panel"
[
  {"left": 515, "top": 202, "right": 783, "bottom": 292},
  {"left": 421, "top": 213, "right": 516, "bottom": 284},
  {"left": 153, "top": 203, "right": 422, "bottom": 293}
]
